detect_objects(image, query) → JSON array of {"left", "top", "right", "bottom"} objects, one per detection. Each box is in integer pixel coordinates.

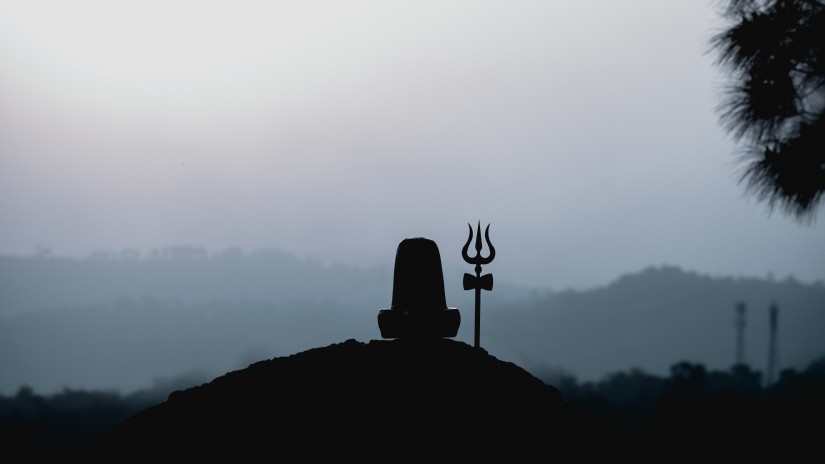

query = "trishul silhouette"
[{"left": 462, "top": 221, "right": 495, "bottom": 348}]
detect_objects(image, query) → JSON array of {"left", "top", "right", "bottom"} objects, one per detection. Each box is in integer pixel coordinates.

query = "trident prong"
[
  {"left": 462, "top": 221, "right": 495, "bottom": 348},
  {"left": 462, "top": 222, "right": 495, "bottom": 268}
]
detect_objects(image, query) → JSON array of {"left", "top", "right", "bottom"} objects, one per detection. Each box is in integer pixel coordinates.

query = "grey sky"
[{"left": 1, "top": 0, "right": 823, "bottom": 290}]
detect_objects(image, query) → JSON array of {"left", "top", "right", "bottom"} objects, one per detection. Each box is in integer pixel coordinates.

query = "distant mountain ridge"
[
  {"left": 0, "top": 247, "right": 391, "bottom": 316},
  {"left": 1, "top": 251, "right": 823, "bottom": 395},
  {"left": 2, "top": 248, "right": 814, "bottom": 315},
  {"left": 486, "top": 264, "right": 825, "bottom": 383}
]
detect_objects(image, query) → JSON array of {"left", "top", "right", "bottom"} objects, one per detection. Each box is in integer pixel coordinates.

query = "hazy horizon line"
[{"left": 3, "top": 244, "right": 822, "bottom": 292}]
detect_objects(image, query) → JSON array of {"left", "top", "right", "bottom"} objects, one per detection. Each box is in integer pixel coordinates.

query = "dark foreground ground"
[{"left": 3, "top": 338, "right": 824, "bottom": 460}]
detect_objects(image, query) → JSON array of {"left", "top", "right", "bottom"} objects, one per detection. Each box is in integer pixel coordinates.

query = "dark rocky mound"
[{"left": 81, "top": 338, "right": 574, "bottom": 459}]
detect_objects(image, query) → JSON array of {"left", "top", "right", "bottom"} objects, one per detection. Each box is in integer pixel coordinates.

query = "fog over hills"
[{"left": 1, "top": 247, "right": 823, "bottom": 395}]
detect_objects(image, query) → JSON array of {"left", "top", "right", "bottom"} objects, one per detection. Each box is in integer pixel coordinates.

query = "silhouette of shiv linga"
[
  {"left": 377, "top": 224, "right": 495, "bottom": 344},
  {"left": 377, "top": 237, "right": 461, "bottom": 339}
]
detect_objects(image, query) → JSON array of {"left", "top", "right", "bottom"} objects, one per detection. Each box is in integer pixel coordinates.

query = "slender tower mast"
[
  {"left": 735, "top": 302, "right": 747, "bottom": 366},
  {"left": 767, "top": 302, "right": 779, "bottom": 385}
]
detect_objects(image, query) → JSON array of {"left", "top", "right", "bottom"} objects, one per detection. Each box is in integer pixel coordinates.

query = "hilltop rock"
[{"left": 83, "top": 338, "right": 573, "bottom": 459}]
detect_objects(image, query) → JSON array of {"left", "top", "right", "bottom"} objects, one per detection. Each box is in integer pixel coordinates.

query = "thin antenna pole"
[
  {"left": 735, "top": 302, "right": 746, "bottom": 366},
  {"left": 767, "top": 303, "right": 779, "bottom": 385}
]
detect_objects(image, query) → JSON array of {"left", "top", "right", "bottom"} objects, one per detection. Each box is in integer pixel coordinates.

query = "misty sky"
[{"left": 1, "top": 0, "right": 823, "bottom": 290}]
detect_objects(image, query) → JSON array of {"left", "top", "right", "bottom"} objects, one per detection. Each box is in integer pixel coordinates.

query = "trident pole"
[
  {"left": 474, "top": 266, "right": 481, "bottom": 349},
  {"left": 462, "top": 222, "right": 495, "bottom": 348}
]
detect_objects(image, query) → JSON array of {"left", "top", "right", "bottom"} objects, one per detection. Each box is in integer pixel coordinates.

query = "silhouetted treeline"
[
  {"left": 546, "top": 355, "right": 825, "bottom": 456},
  {"left": 0, "top": 387, "right": 148, "bottom": 456},
  {"left": 3, "top": 354, "right": 823, "bottom": 458},
  {"left": 0, "top": 374, "right": 205, "bottom": 458}
]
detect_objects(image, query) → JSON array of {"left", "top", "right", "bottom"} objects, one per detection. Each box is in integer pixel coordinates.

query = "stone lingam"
[{"left": 377, "top": 237, "right": 461, "bottom": 339}]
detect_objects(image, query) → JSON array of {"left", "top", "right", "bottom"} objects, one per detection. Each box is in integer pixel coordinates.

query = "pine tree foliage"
[{"left": 710, "top": 0, "right": 825, "bottom": 219}]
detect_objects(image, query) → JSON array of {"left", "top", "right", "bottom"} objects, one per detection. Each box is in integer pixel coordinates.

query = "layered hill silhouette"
[
  {"left": 77, "top": 338, "right": 573, "bottom": 460},
  {"left": 4, "top": 251, "right": 824, "bottom": 397}
]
